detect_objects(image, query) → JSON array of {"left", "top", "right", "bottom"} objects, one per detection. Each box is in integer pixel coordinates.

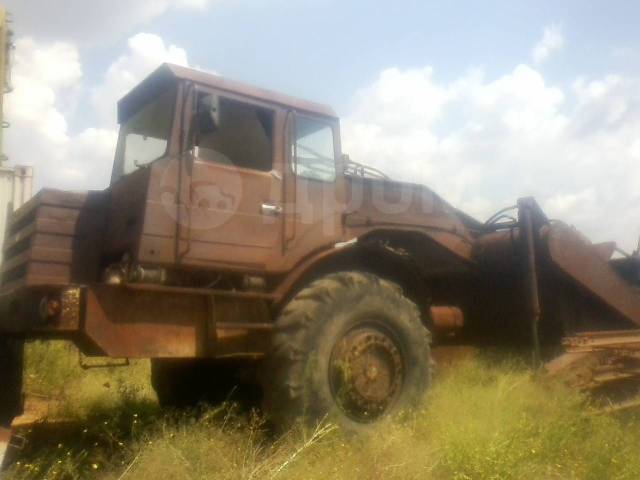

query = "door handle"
[{"left": 261, "top": 203, "right": 282, "bottom": 216}]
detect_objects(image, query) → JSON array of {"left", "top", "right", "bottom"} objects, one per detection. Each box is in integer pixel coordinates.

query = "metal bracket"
[{"left": 78, "top": 351, "right": 130, "bottom": 370}]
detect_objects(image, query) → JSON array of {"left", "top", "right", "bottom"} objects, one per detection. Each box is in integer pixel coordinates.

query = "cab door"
[
  {"left": 180, "top": 93, "right": 284, "bottom": 272},
  {"left": 282, "top": 113, "right": 345, "bottom": 268}
]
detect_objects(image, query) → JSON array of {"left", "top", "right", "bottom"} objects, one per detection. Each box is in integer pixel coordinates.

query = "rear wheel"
[{"left": 263, "top": 272, "right": 431, "bottom": 431}]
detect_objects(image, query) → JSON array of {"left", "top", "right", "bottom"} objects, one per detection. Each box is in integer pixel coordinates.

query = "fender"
[
  {"left": 273, "top": 241, "right": 359, "bottom": 305},
  {"left": 273, "top": 226, "right": 474, "bottom": 307}
]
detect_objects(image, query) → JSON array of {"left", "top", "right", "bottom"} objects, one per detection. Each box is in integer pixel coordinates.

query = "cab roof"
[{"left": 117, "top": 63, "right": 337, "bottom": 123}]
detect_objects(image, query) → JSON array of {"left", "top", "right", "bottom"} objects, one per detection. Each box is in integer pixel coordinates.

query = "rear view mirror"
[{"left": 196, "top": 94, "right": 219, "bottom": 135}]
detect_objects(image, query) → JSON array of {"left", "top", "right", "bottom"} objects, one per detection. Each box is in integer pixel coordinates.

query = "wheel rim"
[{"left": 329, "top": 323, "right": 404, "bottom": 422}]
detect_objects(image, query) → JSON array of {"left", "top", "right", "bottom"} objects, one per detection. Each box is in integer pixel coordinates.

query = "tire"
[
  {"left": 151, "top": 358, "right": 260, "bottom": 409},
  {"left": 263, "top": 271, "right": 431, "bottom": 431},
  {"left": 0, "top": 338, "right": 24, "bottom": 428}
]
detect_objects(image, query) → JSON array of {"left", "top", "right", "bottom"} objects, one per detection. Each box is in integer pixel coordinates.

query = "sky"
[{"left": 3, "top": 0, "right": 640, "bottom": 249}]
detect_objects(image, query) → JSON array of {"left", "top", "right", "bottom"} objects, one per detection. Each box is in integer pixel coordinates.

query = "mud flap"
[{"left": 0, "top": 338, "right": 23, "bottom": 471}]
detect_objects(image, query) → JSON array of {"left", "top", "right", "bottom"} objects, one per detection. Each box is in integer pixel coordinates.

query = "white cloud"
[
  {"left": 532, "top": 24, "right": 564, "bottom": 64},
  {"left": 5, "top": 33, "right": 187, "bottom": 190},
  {"left": 92, "top": 33, "right": 189, "bottom": 125},
  {"left": 5, "top": 38, "right": 85, "bottom": 187},
  {"left": 9, "top": 39, "right": 82, "bottom": 90},
  {"left": 65, "top": 128, "right": 120, "bottom": 189},
  {"left": 175, "top": 0, "right": 211, "bottom": 7},
  {"left": 4, "top": 0, "right": 212, "bottom": 45},
  {"left": 342, "top": 64, "right": 640, "bottom": 250}
]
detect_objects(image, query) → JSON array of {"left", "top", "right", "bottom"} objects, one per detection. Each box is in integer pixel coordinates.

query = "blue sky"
[
  {"left": 96, "top": 0, "right": 640, "bottom": 107},
  {"left": 4, "top": 0, "right": 640, "bottom": 249},
  {"left": 11, "top": 1, "right": 640, "bottom": 113}
]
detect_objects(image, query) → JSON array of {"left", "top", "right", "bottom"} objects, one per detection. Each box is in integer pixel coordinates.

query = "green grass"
[
  {"left": 23, "top": 341, "right": 155, "bottom": 419},
  {"left": 4, "top": 341, "right": 640, "bottom": 479}
]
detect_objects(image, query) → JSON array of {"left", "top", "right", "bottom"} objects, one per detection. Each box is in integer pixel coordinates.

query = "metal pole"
[
  {"left": 519, "top": 200, "right": 542, "bottom": 367},
  {"left": 0, "top": 7, "right": 12, "bottom": 166}
]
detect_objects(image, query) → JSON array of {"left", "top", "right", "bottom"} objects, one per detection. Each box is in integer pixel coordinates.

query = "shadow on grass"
[{"left": 8, "top": 397, "right": 159, "bottom": 478}]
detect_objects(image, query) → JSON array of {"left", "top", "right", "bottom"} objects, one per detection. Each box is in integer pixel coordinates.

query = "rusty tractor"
[{"left": 1, "top": 64, "right": 640, "bottom": 450}]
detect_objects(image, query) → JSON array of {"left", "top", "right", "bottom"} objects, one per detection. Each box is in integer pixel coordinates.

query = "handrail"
[{"left": 343, "top": 159, "right": 389, "bottom": 180}]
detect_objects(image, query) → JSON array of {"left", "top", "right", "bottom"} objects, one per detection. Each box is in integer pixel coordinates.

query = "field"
[{"left": 3, "top": 341, "right": 640, "bottom": 479}]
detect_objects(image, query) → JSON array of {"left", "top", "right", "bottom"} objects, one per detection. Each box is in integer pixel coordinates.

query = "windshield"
[{"left": 112, "top": 86, "right": 176, "bottom": 180}]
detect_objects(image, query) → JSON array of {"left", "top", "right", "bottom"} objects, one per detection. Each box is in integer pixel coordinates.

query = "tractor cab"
[{"left": 105, "top": 64, "right": 344, "bottom": 275}]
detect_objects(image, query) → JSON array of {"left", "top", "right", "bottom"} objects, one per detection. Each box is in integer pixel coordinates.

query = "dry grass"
[{"left": 4, "top": 341, "right": 640, "bottom": 479}]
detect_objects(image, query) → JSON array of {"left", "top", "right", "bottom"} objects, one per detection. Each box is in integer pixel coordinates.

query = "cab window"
[
  {"left": 293, "top": 116, "right": 336, "bottom": 182},
  {"left": 196, "top": 95, "right": 274, "bottom": 171}
]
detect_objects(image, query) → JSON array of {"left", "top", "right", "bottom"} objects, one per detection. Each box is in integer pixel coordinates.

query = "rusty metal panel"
[
  {"left": 135, "top": 142, "right": 285, "bottom": 271},
  {"left": 431, "top": 306, "right": 464, "bottom": 336},
  {"left": 103, "top": 166, "right": 150, "bottom": 261},
  {"left": 0, "top": 189, "right": 107, "bottom": 294},
  {"left": 84, "top": 285, "right": 209, "bottom": 358},
  {"left": 545, "top": 222, "right": 640, "bottom": 327},
  {"left": 120, "top": 136, "right": 285, "bottom": 270},
  {"left": 592, "top": 242, "right": 617, "bottom": 261},
  {"left": 562, "top": 329, "right": 640, "bottom": 352},
  {"left": 344, "top": 176, "right": 474, "bottom": 262},
  {"left": 213, "top": 327, "right": 271, "bottom": 358},
  {"left": 548, "top": 330, "right": 640, "bottom": 402},
  {"left": 473, "top": 228, "right": 522, "bottom": 271},
  {"left": 280, "top": 165, "right": 345, "bottom": 271},
  {"left": 82, "top": 285, "right": 273, "bottom": 358},
  {"left": 59, "top": 287, "right": 82, "bottom": 331}
]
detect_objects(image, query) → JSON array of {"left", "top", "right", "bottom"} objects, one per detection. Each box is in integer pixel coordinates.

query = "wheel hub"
[{"left": 330, "top": 325, "right": 404, "bottom": 421}]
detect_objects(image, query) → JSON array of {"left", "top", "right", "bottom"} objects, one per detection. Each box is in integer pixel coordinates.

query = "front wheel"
[{"left": 263, "top": 272, "right": 432, "bottom": 431}]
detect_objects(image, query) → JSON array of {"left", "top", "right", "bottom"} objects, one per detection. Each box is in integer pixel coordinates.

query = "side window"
[
  {"left": 196, "top": 95, "right": 274, "bottom": 171},
  {"left": 293, "top": 116, "right": 336, "bottom": 182}
]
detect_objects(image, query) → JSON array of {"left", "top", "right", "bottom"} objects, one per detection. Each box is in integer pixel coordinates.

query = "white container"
[{"left": 0, "top": 165, "right": 33, "bottom": 264}]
